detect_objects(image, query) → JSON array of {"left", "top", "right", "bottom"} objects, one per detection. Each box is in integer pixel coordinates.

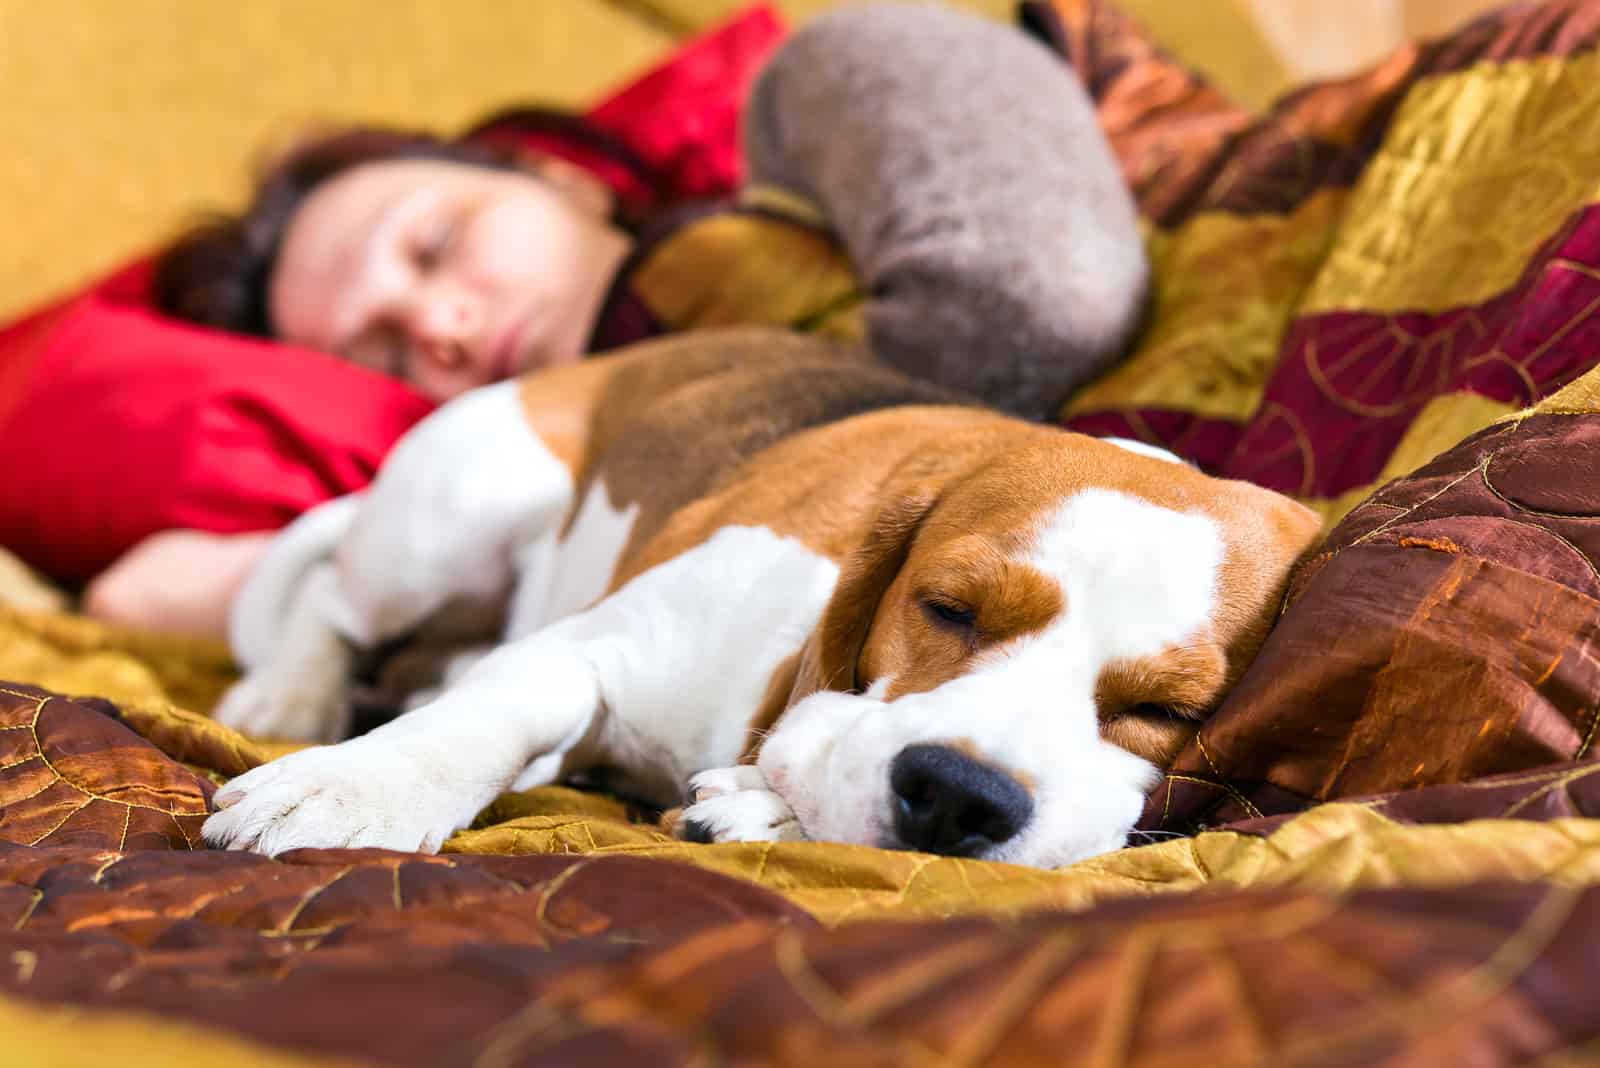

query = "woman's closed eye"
[{"left": 412, "top": 213, "right": 459, "bottom": 272}]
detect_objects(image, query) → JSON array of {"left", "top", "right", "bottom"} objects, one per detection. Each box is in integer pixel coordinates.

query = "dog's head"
[{"left": 756, "top": 433, "right": 1321, "bottom": 868}]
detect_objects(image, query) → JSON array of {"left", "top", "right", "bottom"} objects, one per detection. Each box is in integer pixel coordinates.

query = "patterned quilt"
[{"left": 6, "top": 2, "right": 1600, "bottom": 1064}]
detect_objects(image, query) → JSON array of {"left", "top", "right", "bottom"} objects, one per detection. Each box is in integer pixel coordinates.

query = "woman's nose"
[{"left": 407, "top": 285, "right": 483, "bottom": 367}]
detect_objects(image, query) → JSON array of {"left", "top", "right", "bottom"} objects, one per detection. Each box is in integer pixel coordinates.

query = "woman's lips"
[{"left": 491, "top": 316, "right": 532, "bottom": 380}]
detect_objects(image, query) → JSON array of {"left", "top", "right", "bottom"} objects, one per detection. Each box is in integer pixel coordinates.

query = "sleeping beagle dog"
[{"left": 202, "top": 329, "right": 1321, "bottom": 868}]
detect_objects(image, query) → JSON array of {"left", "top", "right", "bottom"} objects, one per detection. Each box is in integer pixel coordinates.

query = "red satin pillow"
[
  {"left": 0, "top": 4, "right": 785, "bottom": 583},
  {"left": 0, "top": 262, "right": 437, "bottom": 580}
]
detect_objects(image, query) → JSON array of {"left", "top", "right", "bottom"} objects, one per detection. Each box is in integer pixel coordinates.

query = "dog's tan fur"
[{"left": 519, "top": 330, "right": 1320, "bottom": 768}]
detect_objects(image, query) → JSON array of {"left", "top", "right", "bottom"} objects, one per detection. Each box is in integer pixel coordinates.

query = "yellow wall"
[{"left": 1, "top": 1, "right": 674, "bottom": 321}]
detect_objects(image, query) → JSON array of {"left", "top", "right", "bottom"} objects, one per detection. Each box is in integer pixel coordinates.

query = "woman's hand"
[{"left": 82, "top": 529, "right": 275, "bottom": 640}]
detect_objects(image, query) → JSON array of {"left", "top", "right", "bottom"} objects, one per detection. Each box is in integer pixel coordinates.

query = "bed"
[{"left": 4, "top": 1, "right": 1600, "bottom": 1063}]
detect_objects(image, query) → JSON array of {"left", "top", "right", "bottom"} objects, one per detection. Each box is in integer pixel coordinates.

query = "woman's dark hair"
[{"left": 153, "top": 108, "right": 661, "bottom": 337}]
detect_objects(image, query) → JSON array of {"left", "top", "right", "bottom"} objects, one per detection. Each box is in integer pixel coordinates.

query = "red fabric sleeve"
[
  {"left": 586, "top": 3, "right": 786, "bottom": 202},
  {"left": 472, "top": 4, "right": 786, "bottom": 216}
]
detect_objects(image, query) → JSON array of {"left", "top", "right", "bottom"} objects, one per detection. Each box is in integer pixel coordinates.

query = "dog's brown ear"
[
  {"left": 1227, "top": 479, "right": 1325, "bottom": 574},
  {"left": 1211, "top": 479, "right": 1326, "bottom": 668},
  {"left": 786, "top": 487, "right": 940, "bottom": 705}
]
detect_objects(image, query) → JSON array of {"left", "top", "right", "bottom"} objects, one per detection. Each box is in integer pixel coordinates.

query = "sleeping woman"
[{"left": 82, "top": 3, "right": 1149, "bottom": 642}]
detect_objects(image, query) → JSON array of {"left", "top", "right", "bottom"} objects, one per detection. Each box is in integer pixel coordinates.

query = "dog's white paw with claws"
[
  {"left": 679, "top": 766, "right": 806, "bottom": 843},
  {"left": 202, "top": 740, "right": 470, "bottom": 855}
]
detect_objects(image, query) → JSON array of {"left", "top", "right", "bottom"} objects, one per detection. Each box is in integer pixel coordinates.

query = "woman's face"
[{"left": 270, "top": 158, "right": 628, "bottom": 401}]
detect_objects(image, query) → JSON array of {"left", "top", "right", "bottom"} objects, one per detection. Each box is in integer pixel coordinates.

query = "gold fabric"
[
  {"left": 0, "top": 606, "right": 234, "bottom": 714},
  {"left": 1064, "top": 190, "right": 1346, "bottom": 424},
  {"left": 0, "top": 995, "right": 354, "bottom": 1068},
  {"left": 627, "top": 193, "right": 866, "bottom": 339},
  {"left": 447, "top": 791, "right": 1600, "bottom": 924},
  {"left": 1301, "top": 47, "right": 1600, "bottom": 316},
  {"left": 1519, "top": 359, "right": 1600, "bottom": 416},
  {"left": 1063, "top": 32, "right": 1600, "bottom": 529}
]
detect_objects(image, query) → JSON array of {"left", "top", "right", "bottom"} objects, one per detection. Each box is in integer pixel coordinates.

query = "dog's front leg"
[
  {"left": 205, "top": 524, "right": 839, "bottom": 855},
  {"left": 202, "top": 630, "right": 604, "bottom": 855},
  {"left": 216, "top": 381, "right": 576, "bottom": 742},
  {"left": 213, "top": 559, "right": 358, "bottom": 743}
]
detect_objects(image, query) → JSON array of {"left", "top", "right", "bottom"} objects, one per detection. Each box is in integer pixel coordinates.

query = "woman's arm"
[
  {"left": 82, "top": 530, "right": 275, "bottom": 641},
  {"left": 743, "top": 3, "right": 1148, "bottom": 420}
]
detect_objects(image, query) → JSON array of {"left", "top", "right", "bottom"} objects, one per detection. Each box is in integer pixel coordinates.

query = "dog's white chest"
[{"left": 508, "top": 479, "right": 640, "bottom": 640}]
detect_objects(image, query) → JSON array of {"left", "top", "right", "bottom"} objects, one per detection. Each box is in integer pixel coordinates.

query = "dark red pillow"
[{"left": 0, "top": 4, "right": 786, "bottom": 583}]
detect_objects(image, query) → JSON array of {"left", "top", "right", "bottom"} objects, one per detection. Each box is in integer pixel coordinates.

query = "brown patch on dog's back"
[
  {"left": 517, "top": 355, "right": 622, "bottom": 475},
  {"left": 580, "top": 333, "right": 976, "bottom": 572},
  {"left": 519, "top": 328, "right": 980, "bottom": 586},
  {"left": 518, "top": 328, "right": 876, "bottom": 486}
]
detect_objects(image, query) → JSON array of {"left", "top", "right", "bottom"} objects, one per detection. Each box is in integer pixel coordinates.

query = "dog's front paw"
[
  {"left": 218, "top": 560, "right": 358, "bottom": 743},
  {"left": 678, "top": 766, "right": 806, "bottom": 844},
  {"left": 201, "top": 741, "right": 466, "bottom": 855},
  {"left": 213, "top": 667, "right": 352, "bottom": 744}
]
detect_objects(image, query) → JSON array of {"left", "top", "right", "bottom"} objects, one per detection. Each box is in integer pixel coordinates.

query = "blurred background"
[{"left": 0, "top": 0, "right": 1508, "bottom": 322}]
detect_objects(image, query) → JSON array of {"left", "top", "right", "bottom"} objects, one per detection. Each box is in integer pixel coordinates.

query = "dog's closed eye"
[
  {"left": 923, "top": 598, "right": 977, "bottom": 629},
  {"left": 1120, "top": 702, "right": 1202, "bottom": 722},
  {"left": 1098, "top": 700, "right": 1206, "bottom": 767}
]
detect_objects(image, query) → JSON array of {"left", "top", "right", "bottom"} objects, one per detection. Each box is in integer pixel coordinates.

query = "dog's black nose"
[{"left": 889, "top": 744, "right": 1032, "bottom": 857}]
